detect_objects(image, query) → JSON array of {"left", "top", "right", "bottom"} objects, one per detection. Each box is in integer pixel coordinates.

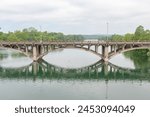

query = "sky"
[{"left": 0, "top": 0, "right": 150, "bottom": 34}]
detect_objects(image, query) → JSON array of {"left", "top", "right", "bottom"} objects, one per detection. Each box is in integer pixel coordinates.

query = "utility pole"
[
  {"left": 39, "top": 25, "right": 43, "bottom": 42},
  {"left": 106, "top": 22, "right": 109, "bottom": 41}
]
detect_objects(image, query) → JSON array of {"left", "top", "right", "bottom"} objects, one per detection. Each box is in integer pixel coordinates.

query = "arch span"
[
  {"left": 1, "top": 41, "right": 150, "bottom": 62},
  {"left": 0, "top": 47, "right": 31, "bottom": 58},
  {"left": 38, "top": 46, "right": 103, "bottom": 60},
  {"left": 108, "top": 46, "right": 150, "bottom": 59}
]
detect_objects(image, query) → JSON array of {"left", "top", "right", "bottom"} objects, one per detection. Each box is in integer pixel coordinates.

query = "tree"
[
  {"left": 134, "top": 25, "right": 144, "bottom": 40},
  {"left": 124, "top": 33, "right": 134, "bottom": 41},
  {"left": 143, "top": 30, "right": 150, "bottom": 40},
  {"left": 7, "top": 32, "right": 18, "bottom": 41},
  {"left": 0, "top": 32, "right": 3, "bottom": 40},
  {"left": 112, "top": 34, "right": 124, "bottom": 41}
]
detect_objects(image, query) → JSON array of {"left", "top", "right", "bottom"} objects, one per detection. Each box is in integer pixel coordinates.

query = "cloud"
[{"left": 0, "top": 0, "right": 150, "bottom": 34}]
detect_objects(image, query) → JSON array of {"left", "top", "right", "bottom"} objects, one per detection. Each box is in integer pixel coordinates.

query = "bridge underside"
[{"left": 0, "top": 41, "right": 150, "bottom": 61}]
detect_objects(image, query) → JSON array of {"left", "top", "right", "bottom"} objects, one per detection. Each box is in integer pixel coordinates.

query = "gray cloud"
[{"left": 0, "top": 0, "right": 150, "bottom": 34}]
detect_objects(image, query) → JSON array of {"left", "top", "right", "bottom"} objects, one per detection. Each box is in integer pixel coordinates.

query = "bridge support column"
[
  {"left": 88, "top": 45, "right": 90, "bottom": 50},
  {"left": 33, "top": 46, "right": 38, "bottom": 61},
  {"left": 46, "top": 45, "right": 48, "bottom": 53},
  {"left": 102, "top": 46, "right": 108, "bottom": 62},
  {"left": 41, "top": 45, "right": 45, "bottom": 54},
  {"left": 37, "top": 45, "right": 42, "bottom": 56},
  {"left": 43, "top": 45, "right": 47, "bottom": 53},
  {"left": 95, "top": 45, "right": 98, "bottom": 53},
  {"left": 114, "top": 45, "right": 117, "bottom": 53},
  {"left": 25, "top": 46, "right": 28, "bottom": 54},
  {"left": 32, "top": 45, "right": 43, "bottom": 61},
  {"left": 122, "top": 45, "right": 125, "bottom": 51},
  {"left": 110, "top": 45, "right": 113, "bottom": 52}
]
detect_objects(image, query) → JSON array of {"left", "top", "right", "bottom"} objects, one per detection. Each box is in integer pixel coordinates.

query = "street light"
[
  {"left": 106, "top": 22, "right": 109, "bottom": 41},
  {"left": 39, "top": 25, "right": 43, "bottom": 42}
]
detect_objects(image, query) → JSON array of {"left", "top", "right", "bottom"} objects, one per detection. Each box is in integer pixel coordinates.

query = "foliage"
[
  {"left": 124, "top": 33, "right": 134, "bottom": 41},
  {"left": 124, "top": 49, "right": 150, "bottom": 70},
  {"left": 112, "top": 25, "right": 150, "bottom": 69},
  {"left": 112, "top": 34, "right": 124, "bottom": 41},
  {"left": 0, "top": 27, "right": 84, "bottom": 41},
  {"left": 134, "top": 25, "right": 145, "bottom": 40},
  {"left": 112, "top": 25, "right": 150, "bottom": 41}
]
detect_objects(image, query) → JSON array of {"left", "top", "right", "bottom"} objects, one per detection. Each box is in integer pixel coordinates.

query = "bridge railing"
[{"left": 0, "top": 40, "right": 150, "bottom": 44}]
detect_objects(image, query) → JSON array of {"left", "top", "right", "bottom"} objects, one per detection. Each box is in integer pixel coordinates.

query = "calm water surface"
[{"left": 0, "top": 48, "right": 150, "bottom": 99}]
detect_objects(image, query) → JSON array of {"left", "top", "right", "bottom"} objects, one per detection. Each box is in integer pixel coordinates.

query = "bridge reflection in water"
[{"left": 0, "top": 60, "right": 149, "bottom": 81}]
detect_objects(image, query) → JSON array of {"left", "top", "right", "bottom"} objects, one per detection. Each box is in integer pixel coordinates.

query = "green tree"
[
  {"left": 134, "top": 25, "right": 144, "bottom": 40},
  {"left": 0, "top": 32, "right": 3, "bottom": 40},
  {"left": 143, "top": 30, "right": 150, "bottom": 40},
  {"left": 124, "top": 33, "right": 134, "bottom": 41},
  {"left": 7, "top": 32, "right": 18, "bottom": 41},
  {"left": 112, "top": 34, "right": 124, "bottom": 41}
]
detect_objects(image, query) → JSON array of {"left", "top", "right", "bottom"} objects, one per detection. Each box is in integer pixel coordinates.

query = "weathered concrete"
[{"left": 0, "top": 41, "right": 150, "bottom": 61}]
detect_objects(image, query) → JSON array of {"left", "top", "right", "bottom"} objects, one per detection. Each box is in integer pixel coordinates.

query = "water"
[{"left": 0, "top": 48, "right": 150, "bottom": 100}]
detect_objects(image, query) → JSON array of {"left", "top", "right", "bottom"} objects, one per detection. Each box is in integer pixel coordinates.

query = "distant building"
[{"left": 84, "top": 39, "right": 98, "bottom": 41}]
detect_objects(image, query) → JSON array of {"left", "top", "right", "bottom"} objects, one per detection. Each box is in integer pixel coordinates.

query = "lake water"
[{"left": 0, "top": 48, "right": 150, "bottom": 100}]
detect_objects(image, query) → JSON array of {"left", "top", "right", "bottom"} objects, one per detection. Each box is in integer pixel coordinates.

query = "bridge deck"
[
  {"left": 0, "top": 41, "right": 150, "bottom": 62},
  {"left": 0, "top": 41, "right": 150, "bottom": 45}
]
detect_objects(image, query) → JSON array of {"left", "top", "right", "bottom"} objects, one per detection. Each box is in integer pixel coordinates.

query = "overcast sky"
[{"left": 0, "top": 0, "right": 150, "bottom": 34}]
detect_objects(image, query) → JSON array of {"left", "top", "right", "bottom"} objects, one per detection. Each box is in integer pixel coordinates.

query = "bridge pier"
[
  {"left": 110, "top": 45, "right": 113, "bottom": 52},
  {"left": 25, "top": 46, "right": 28, "bottom": 54},
  {"left": 95, "top": 45, "right": 98, "bottom": 53},
  {"left": 33, "top": 46, "right": 37, "bottom": 61},
  {"left": 102, "top": 46, "right": 109, "bottom": 62},
  {"left": 32, "top": 45, "right": 49, "bottom": 61},
  {"left": 33, "top": 45, "right": 43, "bottom": 61}
]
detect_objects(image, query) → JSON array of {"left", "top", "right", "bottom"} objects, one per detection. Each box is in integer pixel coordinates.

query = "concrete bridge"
[{"left": 0, "top": 41, "right": 150, "bottom": 61}]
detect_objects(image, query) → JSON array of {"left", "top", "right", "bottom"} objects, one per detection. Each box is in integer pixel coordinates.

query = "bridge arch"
[
  {"left": 0, "top": 47, "right": 31, "bottom": 58},
  {"left": 38, "top": 46, "right": 103, "bottom": 60},
  {"left": 1, "top": 41, "right": 150, "bottom": 62},
  {"left": 108, "top": 46, "right": 150, "bottom": 59}
]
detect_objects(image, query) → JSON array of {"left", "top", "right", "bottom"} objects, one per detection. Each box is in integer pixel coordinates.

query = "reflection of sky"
[
  {"left": 43, "top": 49, "right": 100, "bottom": 69},
  {"left": 110, "top": 54, "right": 135, "bottom": 69},
  {"left": 0, "top": 57, "right": 32, "bottom": 68},
  {"left": 0, "top": 49, "right": 32, "bottom": 68},
  {"left": 0, "top": 48, "right": 135, "bottom": 69},
  {"left": 43, "top": 48, "right": 135, "bottom": 69}
]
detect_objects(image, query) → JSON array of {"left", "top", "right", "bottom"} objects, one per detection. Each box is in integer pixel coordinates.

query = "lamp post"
[
  {"left": 39, "top": 25, "right": 43, "bottom": 42},
  {"left": 106, "top": 22, "right": 109, "bottom": 41}
]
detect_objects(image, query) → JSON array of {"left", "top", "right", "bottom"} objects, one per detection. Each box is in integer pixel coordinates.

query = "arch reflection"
[{"left": 0, "top": 60, "right": 149, "bottom": 81}]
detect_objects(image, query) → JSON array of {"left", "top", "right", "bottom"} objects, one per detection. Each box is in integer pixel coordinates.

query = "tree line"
[
  {"left": 0, "top": 25, "right": 149, "bottom": 42},
  {"left": 118, "top": 25, "right": 150, "bottom": 68},
  {"left": 112, "top": 25, "right": 150, "bottom": 41},
  {"left": 0, "top": 27, "right": 84, "bottom": 41}
]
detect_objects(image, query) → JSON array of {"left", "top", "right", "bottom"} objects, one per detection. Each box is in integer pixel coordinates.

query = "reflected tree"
[{"left": 124, "top": 49, "right": 150, "bottom": 70}]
